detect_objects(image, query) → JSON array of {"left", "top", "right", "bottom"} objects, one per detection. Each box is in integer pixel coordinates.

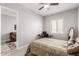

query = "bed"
[{"left": 25, "top": 38, "right": 68, "bottom": 56}]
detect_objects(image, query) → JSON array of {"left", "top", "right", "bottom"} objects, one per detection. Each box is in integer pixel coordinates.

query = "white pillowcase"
[{"left": 76, "top": 37, "right": 79, "bottom": 43}]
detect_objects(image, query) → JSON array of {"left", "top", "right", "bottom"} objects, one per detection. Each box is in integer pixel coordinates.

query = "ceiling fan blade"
[
  {"left": 40, "top": 3, "right": 45, "bottom": 4},
  {"left": 50, "top": 3, "right": 59, "bottom": 5},
  {"left": 39, "top": 6, "right": 44, "bottom": 10}
]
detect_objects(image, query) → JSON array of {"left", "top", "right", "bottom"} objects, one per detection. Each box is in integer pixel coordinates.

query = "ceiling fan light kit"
[
  {"left": 38, "top": 3, "right": 59, "bottom": 10},
  {"left": 44, "top": 4, "right": 50, "bottom": 8}
]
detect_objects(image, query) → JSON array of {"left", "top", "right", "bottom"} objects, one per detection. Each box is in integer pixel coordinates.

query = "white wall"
[
  {"left": 17, "top": 9, "right": 43, "bottom": 48},
  {"left": 0, "top": 6, "right": 1, "bottom": 53},
  {"left": 44, "top": 9, "right": 78, "bottom": 40},
  {"left": 0, "top": 4, "right": 43, "bottom": 48},
  {"left": 1, "top": 15, "right": 16, "bottom": 42},
  {"left": 78, "top": 7, "right": 79, "bottom": 36}
]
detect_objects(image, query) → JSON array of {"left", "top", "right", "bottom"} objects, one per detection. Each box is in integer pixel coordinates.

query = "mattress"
[{"left": 25, "top": 38, "right": 68, "bottom": 56}]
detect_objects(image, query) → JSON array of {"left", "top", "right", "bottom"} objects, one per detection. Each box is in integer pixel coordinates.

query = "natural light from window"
[{"left": 51, "top": 19, "right": 63, "bottom": 34}]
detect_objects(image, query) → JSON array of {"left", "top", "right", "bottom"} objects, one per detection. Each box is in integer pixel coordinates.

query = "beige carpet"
[{"left": 1, "top": 43, "right": 16, "bottom": 56}]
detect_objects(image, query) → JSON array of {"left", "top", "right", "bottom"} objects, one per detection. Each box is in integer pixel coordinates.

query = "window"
[
  {"left": 52, "top": 20, "right": 56, "bottom": 33},
  {"left": 51, "top": 19, "right": 63, "bottom": 34}
]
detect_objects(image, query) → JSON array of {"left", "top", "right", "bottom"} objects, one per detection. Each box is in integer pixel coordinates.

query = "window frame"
[{"left": 51, "top": 19, "right": 63, "bottom": 34}]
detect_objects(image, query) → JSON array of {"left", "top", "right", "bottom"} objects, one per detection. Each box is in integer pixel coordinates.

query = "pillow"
[{"left": 76, "top": 37, "right": 79, "bottom": 44}]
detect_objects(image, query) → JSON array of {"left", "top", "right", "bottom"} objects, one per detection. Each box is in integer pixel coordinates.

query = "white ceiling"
[{"left": 20, "top": 3, "right": 79, "bottom": 16}]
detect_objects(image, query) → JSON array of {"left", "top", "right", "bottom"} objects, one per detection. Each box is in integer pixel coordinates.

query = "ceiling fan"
[{"left": 38, "top": 3, "right": 59, "bottom": 10}]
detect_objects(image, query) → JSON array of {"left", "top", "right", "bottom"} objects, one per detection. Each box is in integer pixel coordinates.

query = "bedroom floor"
[
  {"left": 10, "top": 47, "right": 27, "bottom": 56},
  {"left": 1, "top": 44, "right": 27, "bottom": 56},
  {"left": 1, "top": 42, "right": 16, "bottom": 56}
]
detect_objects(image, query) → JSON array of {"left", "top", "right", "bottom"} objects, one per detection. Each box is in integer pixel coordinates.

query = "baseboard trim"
[{"left": 17, "top": 43, "right": 29, "bottom": 50}]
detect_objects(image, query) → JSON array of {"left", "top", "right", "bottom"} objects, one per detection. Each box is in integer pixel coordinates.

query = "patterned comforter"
[{"left": 25, "top": 38, "right": 68, "bottom": 56}]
